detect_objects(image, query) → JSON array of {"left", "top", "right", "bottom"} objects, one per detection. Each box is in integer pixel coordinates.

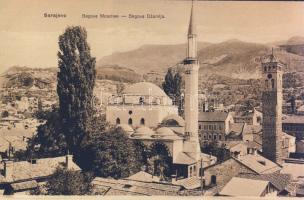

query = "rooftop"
[
  {"left": 219, "top": 177, "right": 271, "bottom": 196},
  {"left": 282, "top": 114, "right": 304, "bottom": 124},
  {"left": 198, "top": 111, "right": 229, "bottom": 122},
  {"left": 0, "top": 155, "right": 80, "bottom": 183},
  {"left": 122, "top": 82, "right": 168, "bottom": 97},
  {"left": 92, "top": 177, "right": 182, "bottom": 196},
  {"left": 235, "top": 154, "right": 281, "bottom": 174}
]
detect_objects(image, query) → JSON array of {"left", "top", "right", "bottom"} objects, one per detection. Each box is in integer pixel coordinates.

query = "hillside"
[
  {"left": 0, "top": 66, "right": 57, "bottom": 89},
  {"left": 98, "top": 39, "right": 304, "bottom": 79},
  {"left": 97, "top": 42, "right": 212, "bottom": 75}
]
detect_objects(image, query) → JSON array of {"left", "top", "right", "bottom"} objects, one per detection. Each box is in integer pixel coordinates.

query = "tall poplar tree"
[{"left": 57, "top": 26, "right": 96, "bottom": 152}]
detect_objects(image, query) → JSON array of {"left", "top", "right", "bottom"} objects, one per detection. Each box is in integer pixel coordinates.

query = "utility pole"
[{"left": 200, "top": 158, "right": 204, "bottom": 195}]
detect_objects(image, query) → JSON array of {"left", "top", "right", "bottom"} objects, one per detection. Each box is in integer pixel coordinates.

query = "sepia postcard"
[{"left": 0, "top": 0, "right": 304, "bottom": 198}]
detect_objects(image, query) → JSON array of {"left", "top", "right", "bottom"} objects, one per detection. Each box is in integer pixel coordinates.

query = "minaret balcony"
[{"left": 184, "top": 58, "right": 198, "bottom": 65}]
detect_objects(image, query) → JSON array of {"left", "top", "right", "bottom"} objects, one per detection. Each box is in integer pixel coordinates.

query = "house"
[
  {"left": 0, "top": 155, "right": 80, "bottom": 195},
  {"left": 203, "top": 152, "right": 282, "bottom": 193},
  {"left": 198, "top": 111, "right": 234, "bottom": 142},
  {"left": 282, "top": 114, "right": 304, "bottom": 140},
  {"left": 219, "top": 177, "right": 278, "bottom": 197},
  {"left": 233, "top": 108, "right": 262, "bottom": 125}
]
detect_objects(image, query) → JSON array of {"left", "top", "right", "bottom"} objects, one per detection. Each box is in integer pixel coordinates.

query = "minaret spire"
[
  {"left": 188, "top": 0, "right": 196, "bottom": 36},
  {"left": 186, "top": 0, "right": 197, "bottom": 59}
]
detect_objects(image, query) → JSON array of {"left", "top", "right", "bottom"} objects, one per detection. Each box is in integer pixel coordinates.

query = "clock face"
[{"left": 267, "top": 74, "right": 272, "bottom": 79}]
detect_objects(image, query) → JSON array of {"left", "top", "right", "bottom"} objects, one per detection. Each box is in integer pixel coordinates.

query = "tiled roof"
[
  {"left": 219, "top": 177, "right": 270, "bottom": 196},
  {"left": 126, "top": 171, "right": 160, "bottom": 183},
  {"left": 174, "top": 177, "right": 202, "bottom": 190},
  {"left": 243, "top": 125, "right": 262, "bottom": 135},
  {"left": 198, "top": 111, "right": 229, "bottom": 122},
  {"left": 92, "top": 177, "right": 182, "bottom": 196},
  {"left": 0, "top": 156, "right": 80, "bottom": 183},
  {"left": 174, "top": 152, "right": 197, "bottom": 165},
  {"left": 235, "top": 154, "right": 281, "bottom": 174},
  {"left": 10, "top": 180, "right": 38, "bottom": 191},
  {"left": 237, "top": 172, "right": 292, "bottom": 191}
]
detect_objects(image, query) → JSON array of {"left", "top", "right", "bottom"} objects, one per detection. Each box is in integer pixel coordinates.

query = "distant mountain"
[
  {"left": 97, "top": 39, "right": 304, "bottom": 79},
  {"left": 279, "top": 36, "right": 304, "bottom": 56},
  {"left": 96, "top": 65, "right": 142, "bottom": 83},
  {"left": 0, "top": 66, "right": 57, "bottom": 89},
  {"left": 97, "top": 42, "right": 212, "bottom": 75},
  {"left": 285, "top": 36, "right": 304, "bottom": 45}
]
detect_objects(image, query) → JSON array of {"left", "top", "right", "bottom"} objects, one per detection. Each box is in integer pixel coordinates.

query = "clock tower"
[{"left": 261, "top": 49, "right": 284, "bottom": 164}]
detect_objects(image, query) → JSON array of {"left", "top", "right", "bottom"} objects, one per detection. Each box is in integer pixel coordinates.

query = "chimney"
[{"left": 4, "top": 160, "right": 14, "bottom": 178}]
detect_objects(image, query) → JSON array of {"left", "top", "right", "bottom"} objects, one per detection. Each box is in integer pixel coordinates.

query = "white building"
[{"left": 106, "top": 82, "right": 178, "bottom": 128}]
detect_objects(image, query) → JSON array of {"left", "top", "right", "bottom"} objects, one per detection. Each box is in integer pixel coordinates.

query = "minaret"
[
  {"left": 183, "top": 0, "right": 201, "bottom": 161},
  {"left": 261, "top": 49, "right": 285, "bottom": 164}
]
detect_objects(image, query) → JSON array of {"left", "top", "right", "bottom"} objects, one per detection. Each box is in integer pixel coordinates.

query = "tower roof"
[{"left": 188, "top": 0, "right": 196, "bottom": 36}]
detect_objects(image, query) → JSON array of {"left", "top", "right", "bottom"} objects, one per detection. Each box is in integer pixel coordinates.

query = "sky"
[{"left": 0, "top": 0, "right": 304, "bottom": 74}]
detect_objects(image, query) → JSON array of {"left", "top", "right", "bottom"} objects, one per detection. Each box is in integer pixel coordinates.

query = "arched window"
[
  {"left": 265, "top": 80, "right": 268, "bottom": 88},
  {"left": 211, "top": 175, "right": 217, "bottom": 185},
  {"left": 116, "top": 118, "right": 120, "bottom": 125},
  {"left": 264, "top": 66, "right": 267, "bottom": 72},
  {"left": 271, "top": 79, "right": 275, "bottom": 89},
  {"left": 213, "top": 134, "right": 217, "bottom": 140},
  {"left": 128, "top": 118, "right": 133, "bottom": 125},
  {"left": 140, "top": 118, "right": 145, "bottom": 125}
]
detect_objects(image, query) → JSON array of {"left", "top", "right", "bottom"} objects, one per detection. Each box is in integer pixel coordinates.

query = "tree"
[
  {"left": 57, "top": 26, "right": 96, "bottom": 153},
  {"left": 162, "top": 68, "right": 183, "bottom": 113},
  {"left": 201, "top": 141, "right": 230, "bottom": 163},
  {"left": 31, "top": 108, "right": 67, "bottom": 158},
  {"left": 78, "top": 126, "right": 142, "bottom": 179},
  {"left": 162, "top": 68, "right": 175, "bottom": 98},
  {"left": 1, "top": 110, "right": 9, "bottom": 118},
  {"left": 34, "top": 167, "right": 93, "bottom": 195}
]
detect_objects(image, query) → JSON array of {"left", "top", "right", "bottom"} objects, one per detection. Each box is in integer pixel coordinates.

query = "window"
[
  {"left": 140, "top": 118, "right": 145, "bottom": 125},
  {"left": 204, "top": 135, "right": 207, "bottom": 140},
  {"left": 213, "top": 125, "right": 216, "bottom": 130},
  {"left": 219, "top": 135, "right": 222, "bottom": 140},
  {"left": 265, "top": 80, "right": 268, "bottom": 88},
  {"left": 264, "top": 66, "right": 267, "bottom": 72},
  {"left": 190, "top": 167, "right": 193, "bottom": 177},
  {"left": 271, "top": 79, "right": 275, "bottom": 89},
  {"left": 116, "top": 118, "right": 120, "bottom": 125},
  {"left": 204, "top": 125, "right": 208, "bottom": 130},
  {"left": 211, "top": 175, "right": 217, "bottom": 185},
  {"left": 129, "top": 110, "right": 133, "bottom": 115},
  {"left": 219, "top": 125, "right": 222, "bottom": 130},
  {"left": 199, "top": 124, "right": 202, "bottom": 130},
  {"left": 208, "top": 134, "right": 212, "bottom": 139},
  {"left": 139, "top": 97, "right": 144, "bottom": 104},
  {"left": 128, "top": 118, "right": 133, "bottom": 125},
  {"left": 209, "top": 125, "right": 212, "bottom": 130},
  {"left": 213, "top": 134, "right": 217, "bottom": 140}
]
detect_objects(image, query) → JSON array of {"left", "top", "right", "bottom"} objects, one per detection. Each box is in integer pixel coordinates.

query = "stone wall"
[{"left": 204, "top": 158, "right": 256, "bottom": 190}]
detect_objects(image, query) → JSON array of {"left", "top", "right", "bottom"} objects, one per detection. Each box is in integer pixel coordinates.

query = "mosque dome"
[
  {"left": 117, "top": 124, "right": 134, "bottom": 134},
  {"left": 131, "top": 126, "right": 155, "bottom": 138},
  {"left": 155, "top": 127, "right": 175, "bottom": 136},
  {"left": 162, "top": 114, "right": 185, "bottom": 127},
  {"left": 123, "top": 82, "right": 168, "bottom": 97}
]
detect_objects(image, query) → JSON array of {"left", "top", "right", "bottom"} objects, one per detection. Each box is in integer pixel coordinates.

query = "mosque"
[{"left": 106, "top": 2, "right": 216, "bottom": 180}]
